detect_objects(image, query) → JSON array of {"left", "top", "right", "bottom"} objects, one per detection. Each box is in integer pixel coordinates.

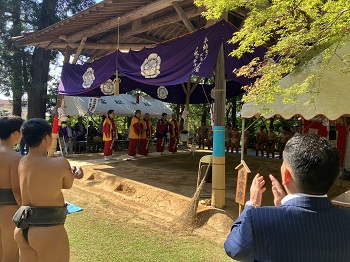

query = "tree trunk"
[
  {"left": 201, "top": 104, "right": 207, "bottom": 124},
  {"left": 10, "top": 0, "right": 23, "bottom": 117},
  {"left": 175, "top": 103, "right": 180, "bottom": 121},
  {"left": 226, "top": 104, "right": 232, "bottom": 124},
  {"left": 179, "top": 104, "right": 184, "bottom": 131},
  {"left": 231, "top": 98, "right": 237, "bottom": 126},
  {"left": 27, "top": 0, "right": 56, "bottom": 119}
]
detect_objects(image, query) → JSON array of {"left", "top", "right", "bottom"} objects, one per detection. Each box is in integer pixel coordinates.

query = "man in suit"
[{"left": 224, "top": 134, "right": 350, "bottom": 262}]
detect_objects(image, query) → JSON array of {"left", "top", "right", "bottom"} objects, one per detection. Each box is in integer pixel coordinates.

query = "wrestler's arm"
[
  {"left": 11, "top": 155, "right": 23, "bottom": 205},
  {"left": 60, "top": 158, "right": 75, "bottom": 189}
]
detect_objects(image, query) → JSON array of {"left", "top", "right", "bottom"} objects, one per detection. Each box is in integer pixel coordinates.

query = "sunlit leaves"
[{"left": 195, "top": 0, "right": 350, "bottom": 111}]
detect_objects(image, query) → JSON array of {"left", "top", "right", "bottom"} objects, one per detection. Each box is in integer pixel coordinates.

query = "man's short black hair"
[
  {"left": 21, "top": 118, "right": 52, "bottom": 148},
  {"left": 135, "top": 110, "right": 141, "bottom": 114},
  {"left": 283, "top": 134, "right": 340, "bottom": 195},
  {"left": 162, "top": 113, "right": 167, "bottom": 117},
  {"left": 0, "top": 116, "right": 24, "bottom": 140}
]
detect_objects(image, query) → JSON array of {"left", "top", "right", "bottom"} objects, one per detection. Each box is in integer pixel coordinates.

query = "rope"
[
  {"left": 72, "top": 97, "right": 86, "bottom": 116},
  {"left": 201, "top": 84, "right": 213, "bottom": 116}
]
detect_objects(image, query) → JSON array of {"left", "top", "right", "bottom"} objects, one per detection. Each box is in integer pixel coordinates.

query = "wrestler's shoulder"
[
  {"left": 2, "top": 149, "right": 23, "bottom": 163},
  {"left": 45, "top": 156, "right": 71, "bottom": 168},
  {"left": 51, "top": 156, "right": 70, "bottom": 163}
]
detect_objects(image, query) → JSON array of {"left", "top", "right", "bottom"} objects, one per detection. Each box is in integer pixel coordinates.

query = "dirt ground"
[{"left": 65, "top": 145, "right": 350, "bottom": 244}]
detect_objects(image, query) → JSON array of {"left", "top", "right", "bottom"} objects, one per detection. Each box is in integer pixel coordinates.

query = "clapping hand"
[
  {"left": 249, "top": 174, "right": 266, "bottom": 207},
  {"left": 269, "top": 175, "right": 286, "bottom": 206}
]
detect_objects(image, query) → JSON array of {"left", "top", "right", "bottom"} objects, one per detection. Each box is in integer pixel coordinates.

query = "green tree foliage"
[
  {"left": 0, "top": 0, "right": 95, "bottom": 118},
  {"left": 195, "top": 0, "right": 350, "bottom": 109}
]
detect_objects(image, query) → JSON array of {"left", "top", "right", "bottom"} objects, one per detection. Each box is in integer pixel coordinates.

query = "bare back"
[
  {"left": 0, "top": 145, "right": 22, "bottom": 202},
  {"left": 232, "top": 130, "right": 240, "bottom": 140},
  {"left": 267, "top": 131, "right": 277, "bottom": 142},
  {"left": 256, "top": 131, "right": 266, "bottom": 143},
  {"left": 18, "top": 155, "right": 74, "bottom": 207}
]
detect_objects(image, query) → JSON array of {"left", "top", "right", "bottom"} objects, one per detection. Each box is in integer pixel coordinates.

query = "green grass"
[{"left": 66, "top": 208, "right": 233, "bottom": 262}]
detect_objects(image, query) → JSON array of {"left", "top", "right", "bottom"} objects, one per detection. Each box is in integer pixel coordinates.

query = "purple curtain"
[{"left": 59, "top": 20, "right": 265, "bottom": 103}]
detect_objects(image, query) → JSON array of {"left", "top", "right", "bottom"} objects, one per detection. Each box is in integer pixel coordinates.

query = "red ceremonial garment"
[
  {"left": 139, "top": 119, "right": 152, "bottom": 156},
  {"left": 168, "top": 120, "right": 179, "bottom": 153}
]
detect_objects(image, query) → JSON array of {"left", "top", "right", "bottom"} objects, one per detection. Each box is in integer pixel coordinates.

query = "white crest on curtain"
[
  {"left": 193, "top": 37, "right": 209, "bottom": 73},
  {"left": 210, "top": 87, "right": 215, "bottom": 99},
  {"left": 141, "top": 53, "right": 161, "bottom": 78},
  {"left": 100, "top": 79, "right": 115, "bottom": 95},
  {"left": 157, "top": 86, "right": 168, "bottom": 99},
  {"left": 82, "top": 67, "right": 95, "bottom": 89}
]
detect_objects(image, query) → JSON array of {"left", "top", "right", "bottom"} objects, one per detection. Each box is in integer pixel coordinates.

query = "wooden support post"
[
  {"left": 172, "top": 1, "right": 195, "bottom": 31},
  {"left": 63, "top": 46, "right": 71, "bottom": 63},
  {"left": 181, "top": 77, "right": 201, "bottom": 131},
  {"left": 212, "top": 43, "right": 226, "bottom": 208}
]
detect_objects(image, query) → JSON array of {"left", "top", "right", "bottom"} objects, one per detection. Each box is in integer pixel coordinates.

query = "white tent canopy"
[
  {"left": 241, "top": 42, "right": 350, "bottom": 120},
  {"left": 64, "top": 94, "right": 173, "bottom": 118}
]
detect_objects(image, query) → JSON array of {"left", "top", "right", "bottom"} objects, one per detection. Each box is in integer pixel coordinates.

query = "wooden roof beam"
[
  {"left": 132, "top": 18, "right": 142, "bottom": 31},
  {"left": 172, "top": 1, "right": 195, "bottom": 32},
  {"left": 134, "top": 33, "right": 162, "bottom": 43},
  {"left": 46, "top": 42, "right": 153, "bottom": 50},
  {"left": 65, "top": 0, "right": 185, "bottom": 43},
  {"left": 72, "top": 37, "right": 87, "bottom": 64},
  {"left": 101, "top": 6, "right": 204, "bottom": 43}
]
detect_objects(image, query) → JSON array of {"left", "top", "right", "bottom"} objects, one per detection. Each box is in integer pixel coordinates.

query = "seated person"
[
  {"left": 74, "top": 116, "right": 86, "bottom": 142},
  {"left": 87, "top": 121, "right": 98, "bottom": 141},
  {"left": 14, "top": 118, "right": 84, "bottom": 262}
]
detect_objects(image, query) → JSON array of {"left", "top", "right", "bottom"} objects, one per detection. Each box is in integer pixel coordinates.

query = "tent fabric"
[
  {"left": 64, "top": 94, "right": 173, "bottom": 118},
  {"left": 58, "top": 20, "right": 265, "bottom": 103},
  {"left": 241, "top": 42, "right": 350, "bottom": 121}
]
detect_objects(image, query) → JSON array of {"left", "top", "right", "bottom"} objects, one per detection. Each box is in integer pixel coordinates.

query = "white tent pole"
[{"left": 241, "top": 118, "right": 245, "bottom": 161}]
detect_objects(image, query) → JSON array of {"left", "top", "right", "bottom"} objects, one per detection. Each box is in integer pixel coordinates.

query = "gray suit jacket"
[{"left": 224, "top": 197, "right": 350, "bottom": 261}]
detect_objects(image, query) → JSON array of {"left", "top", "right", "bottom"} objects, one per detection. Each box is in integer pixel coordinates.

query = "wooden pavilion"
[
  {"left": 13, "top": 0, "right": 249, "bottom": 208},
  {"left": 14, "top": 0, "right": 246, "bottom": 60}
]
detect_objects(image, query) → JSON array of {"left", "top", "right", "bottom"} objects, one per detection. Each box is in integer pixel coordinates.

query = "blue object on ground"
[{"left": 66, "top": 201, "right": 83, "bottom": 214}]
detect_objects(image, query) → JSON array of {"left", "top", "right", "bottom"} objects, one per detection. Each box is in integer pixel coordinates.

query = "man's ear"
[
  {"left": 282, "top": 166, "right": 292, "bottom": 186},
  {"left": 11, "top": 131, "right": 22, "bottom": 141}
]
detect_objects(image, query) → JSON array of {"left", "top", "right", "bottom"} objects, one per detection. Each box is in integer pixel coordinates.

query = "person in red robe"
[
  {"left": 128, "top": 110, "right": 143, "bottom": 158},
  {"left": 139, "top": 113, "right": 153, "bottom": 156},
  {"left": 103, "top": 110, "right": 118, "bottom": 161},
  {"left": 155, "top": 113, "right": 168, "bottom": 155},
  {"left": 168, "top": 113, "right": 180, "bottom": 153}
]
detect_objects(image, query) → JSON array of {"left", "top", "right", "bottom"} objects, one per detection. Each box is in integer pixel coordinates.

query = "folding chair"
[{"left": 196, "top": 155, "right": 213, "bottom": 198}]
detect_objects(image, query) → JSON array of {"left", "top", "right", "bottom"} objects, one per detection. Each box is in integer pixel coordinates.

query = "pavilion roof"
[{"left": 13, "top": 0, "right": 245, "bottom": 59}]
